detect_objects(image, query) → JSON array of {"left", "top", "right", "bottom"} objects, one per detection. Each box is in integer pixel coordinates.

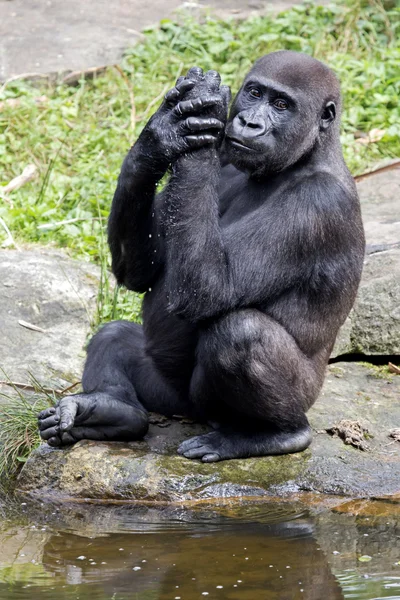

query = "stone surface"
[
  {"left": 0, "top": 0, "right": 319, "bottom": 81},
  {"left": 17, "top": 363, "right": 400, "bottom": 503},
  {"left": 0, "top": 248, "right": 99, "bottom": 390},
  {"left": 333, "top": 168, "right": 400, "bottom": 356}
]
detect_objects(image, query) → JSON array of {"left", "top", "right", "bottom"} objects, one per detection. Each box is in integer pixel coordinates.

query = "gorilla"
[{"left": 39, "top": 51, "right": 365, "bottom": 462}]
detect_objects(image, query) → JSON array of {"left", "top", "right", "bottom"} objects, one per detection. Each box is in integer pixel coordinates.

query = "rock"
[
  {"left": 333, "top": 168, "right": 400, "bottom": 355},
  {"left": 17, "top": 363, "right": 400, "bottom": 503},
  {"left": 0, "top": 248, "right": 99, "bottom": 390}
]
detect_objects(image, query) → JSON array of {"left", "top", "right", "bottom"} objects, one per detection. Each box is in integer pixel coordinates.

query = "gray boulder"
[
  {"left": 334, "top": 168, "right": 400, "bottom": 355},
  {"left": 0, "top": 248, "right": 99, "bottom": 389}
]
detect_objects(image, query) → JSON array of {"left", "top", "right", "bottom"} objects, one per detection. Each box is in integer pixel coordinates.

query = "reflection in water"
[
  {"left": 0, "top": 501, "right": 399, "bottom": 600},
  {"left": 40, "top": 520, "right": 344, "bottom": 600}
]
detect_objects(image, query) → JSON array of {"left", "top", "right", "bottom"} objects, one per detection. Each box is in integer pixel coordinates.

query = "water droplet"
[{"left": 132, "top": 566, "right": 141, "bottom": 571}]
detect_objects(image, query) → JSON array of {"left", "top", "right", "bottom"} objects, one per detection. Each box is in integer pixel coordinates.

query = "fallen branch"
[
  {"left": 62, "top": 65, "right": 109, "bottom": 86},
  {"left": 0, "top": 72, "right": 48, "bottom": 93},
  {"left": 0, "top": 216, "right": 20, "bottom": 250},
  {"left": 18, "top": 320, "right": 47, "bottom": 334},
  {"left": 354, "top": 159, "right": 400, "bottom": 182},
  {"left": 0, "top": 380, "right": 81, "bottom": 396},
  {"left": 37, "top": 216, "right": 98, "bottom": 230},
  {"left": 1, "top": 164, "right": 37, "bottom": 195}
]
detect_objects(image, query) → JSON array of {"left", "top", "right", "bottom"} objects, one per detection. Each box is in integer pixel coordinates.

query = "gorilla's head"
[{"left": 224, "top": 51, "right": 341, "bottom": 177}]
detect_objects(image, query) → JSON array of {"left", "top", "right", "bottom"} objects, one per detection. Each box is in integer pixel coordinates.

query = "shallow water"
[{"left": 0, "top": 499, "right": 400, "bottom": 600}]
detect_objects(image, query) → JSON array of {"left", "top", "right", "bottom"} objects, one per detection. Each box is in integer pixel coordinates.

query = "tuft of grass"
[
  {"left": 94, "top": 239, "right": 143, "bottom": 328},
  {"left": 0, "top": 380, "right": 56, "bottom": 479},
  {"left": 0, "top": 0, "right": 398, "bottom": 325}
]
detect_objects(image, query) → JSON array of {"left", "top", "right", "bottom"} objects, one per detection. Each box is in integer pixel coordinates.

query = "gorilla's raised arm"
[{"left": 108, "top": 70, "right": 229, "bottom": 292}]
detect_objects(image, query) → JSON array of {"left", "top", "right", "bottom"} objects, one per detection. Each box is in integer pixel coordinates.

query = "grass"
[
  {"left": 0, "top": 381, "right": 56, "bottom": 479},
  {"left": 0, "top": 0, "right": 399, "bottom": 477}
]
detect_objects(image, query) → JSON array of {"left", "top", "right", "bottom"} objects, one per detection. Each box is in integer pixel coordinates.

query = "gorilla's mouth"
[{"left": 225, "top": 136, "right": 256, "bottom": 152}]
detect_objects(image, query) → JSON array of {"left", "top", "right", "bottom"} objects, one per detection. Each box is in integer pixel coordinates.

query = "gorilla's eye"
[
  {"left": 249, "top": 88, "right": 261, "bottom": 99},
  {"left": 273, "top": 99, "right": 288, "bottom": 110}
]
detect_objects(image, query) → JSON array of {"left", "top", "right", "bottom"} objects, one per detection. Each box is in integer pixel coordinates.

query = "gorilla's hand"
[{"left": 137, "top": 67, "right": 230, "bottom": 169}]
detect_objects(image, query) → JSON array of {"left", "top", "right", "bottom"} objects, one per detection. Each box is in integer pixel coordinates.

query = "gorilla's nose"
[{"left": 233, "top": 112, "right": 266, "bottom": 138}]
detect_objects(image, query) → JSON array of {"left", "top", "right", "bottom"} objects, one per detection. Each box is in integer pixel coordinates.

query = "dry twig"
[
  {"left": 354, "top": 159, "right": 400, "bottom": 182},
  {"left": 388, "top": 362, "right": 400, "bottom": 375},
  {"left": 1, "top": 164, "right": 37, "bottom": 196},
  {"left": 0, "top": 379, "right": 81, "bottom": 396},
  {"left": 18, "top": 320, "right": 47, "bottom": 334}
]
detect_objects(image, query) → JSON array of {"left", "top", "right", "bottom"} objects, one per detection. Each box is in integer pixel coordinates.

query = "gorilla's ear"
[{"left": 320, "top": 101, "right": 336, "bottom": 131}]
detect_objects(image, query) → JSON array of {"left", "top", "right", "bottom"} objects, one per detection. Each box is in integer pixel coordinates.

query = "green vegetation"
[{"left": 0, "top": 382, "right": 55, "bottom": 478}]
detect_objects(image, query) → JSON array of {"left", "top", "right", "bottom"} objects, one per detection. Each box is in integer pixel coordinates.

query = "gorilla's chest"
[{"left": 218, "top": 167, "right": 280, "bottom": 227}]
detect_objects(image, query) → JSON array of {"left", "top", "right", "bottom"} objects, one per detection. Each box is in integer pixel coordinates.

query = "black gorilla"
[{"left": 39, "top": 51, "right": 365, "bottom": 461}]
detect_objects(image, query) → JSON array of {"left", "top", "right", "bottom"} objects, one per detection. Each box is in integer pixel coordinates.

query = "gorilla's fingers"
[
  {"left": 186, "top": 66, "right": 204, "bottom": 79},
  {"left": 38, "top": 414, "right": 60, "bottom": 431},
  {"left": 221, "top": 85, "right": 232, "bottom": 105},
  {"left": 173, "top": 96, "right": 223, "bottom": 117},
  {"left": 183, "top": 117, "right": 224, "bottom": 132},
  {"left": 178, "top": 434, "right": 210, "bottom": 453},
  {"left": 48, "top": 436, "right": 62, "bottom": 447},
  {"left": 205, "top": 70, "right": 221, "bottom": 91},
  {"left": 61, "top": 432, "right": 78, "bottom": 445},
  {"left": 185, "top": 134, "right": 216, "bottom": 148},
  {"left": 38, "top": 406, "right": 56, "bottom": 420},
  {"left": 181, "top": 447, "right": 209, "bottom": 459},
  {"left": 202, "top": 453, "right": 221, "bottom": 463},
  {"left": 165, "top": 80, "right": 195, "bottom": 104},
  {"left": 40, "top": 425, "right": 60, "bottom": 441},
  {"left": 58, "top": 397, "right": 78, "bottom": 432}
]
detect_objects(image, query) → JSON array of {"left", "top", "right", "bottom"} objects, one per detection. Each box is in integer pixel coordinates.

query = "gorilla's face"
[{"left": 224, "top": 52, "right": 339, "bottom": 178}]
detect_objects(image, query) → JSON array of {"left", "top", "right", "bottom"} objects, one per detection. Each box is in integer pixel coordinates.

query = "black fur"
[{"left": 38, "top": 52, "right": 365, "bottom": 461}]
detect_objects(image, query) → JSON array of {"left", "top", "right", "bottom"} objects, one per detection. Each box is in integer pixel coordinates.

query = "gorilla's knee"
[{"left": 202, "top": 310, "right": 262, "bottom": 374}]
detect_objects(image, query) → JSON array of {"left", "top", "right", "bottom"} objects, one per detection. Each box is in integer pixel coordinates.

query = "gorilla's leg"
[
  {"left": 39, "top": 321, "right": 187, "bottom": 446},
  {"left": 179, "top": 309, "right": 326, "bottom": 462}
]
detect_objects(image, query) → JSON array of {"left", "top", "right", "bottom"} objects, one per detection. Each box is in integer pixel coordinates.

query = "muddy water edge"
[{"left": 1, "top": 495, "right": 400, "bottom": 600}]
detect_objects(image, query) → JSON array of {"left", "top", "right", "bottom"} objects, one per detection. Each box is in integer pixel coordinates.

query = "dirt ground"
[{"left": 0, "top": 0, "right": 313, "bottom": 80}]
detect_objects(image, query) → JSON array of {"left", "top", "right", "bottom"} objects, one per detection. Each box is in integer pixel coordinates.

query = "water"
[{"left": 0, "top": 498, "right": 400, "bottom": 600}]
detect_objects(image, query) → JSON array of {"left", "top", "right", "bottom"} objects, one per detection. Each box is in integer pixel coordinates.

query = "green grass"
[
  {"left": 0, "top": 382, "right": 55, "bottom": 479},
  {"left": 0, "top": 0, "right": 399, "bottom": 325}
]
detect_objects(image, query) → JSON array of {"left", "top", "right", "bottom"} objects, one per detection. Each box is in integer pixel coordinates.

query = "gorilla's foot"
[
  {"left": 177, "top": 426, "right": 312, "bottom": 462},
  {"left": 38, "top": 392, "right": 148, "bottom": 447}
]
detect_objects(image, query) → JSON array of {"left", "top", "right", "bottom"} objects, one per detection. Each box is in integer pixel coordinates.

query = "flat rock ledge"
[{"left": 17, "top": 363, "right": 400, "bottom": 503}]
